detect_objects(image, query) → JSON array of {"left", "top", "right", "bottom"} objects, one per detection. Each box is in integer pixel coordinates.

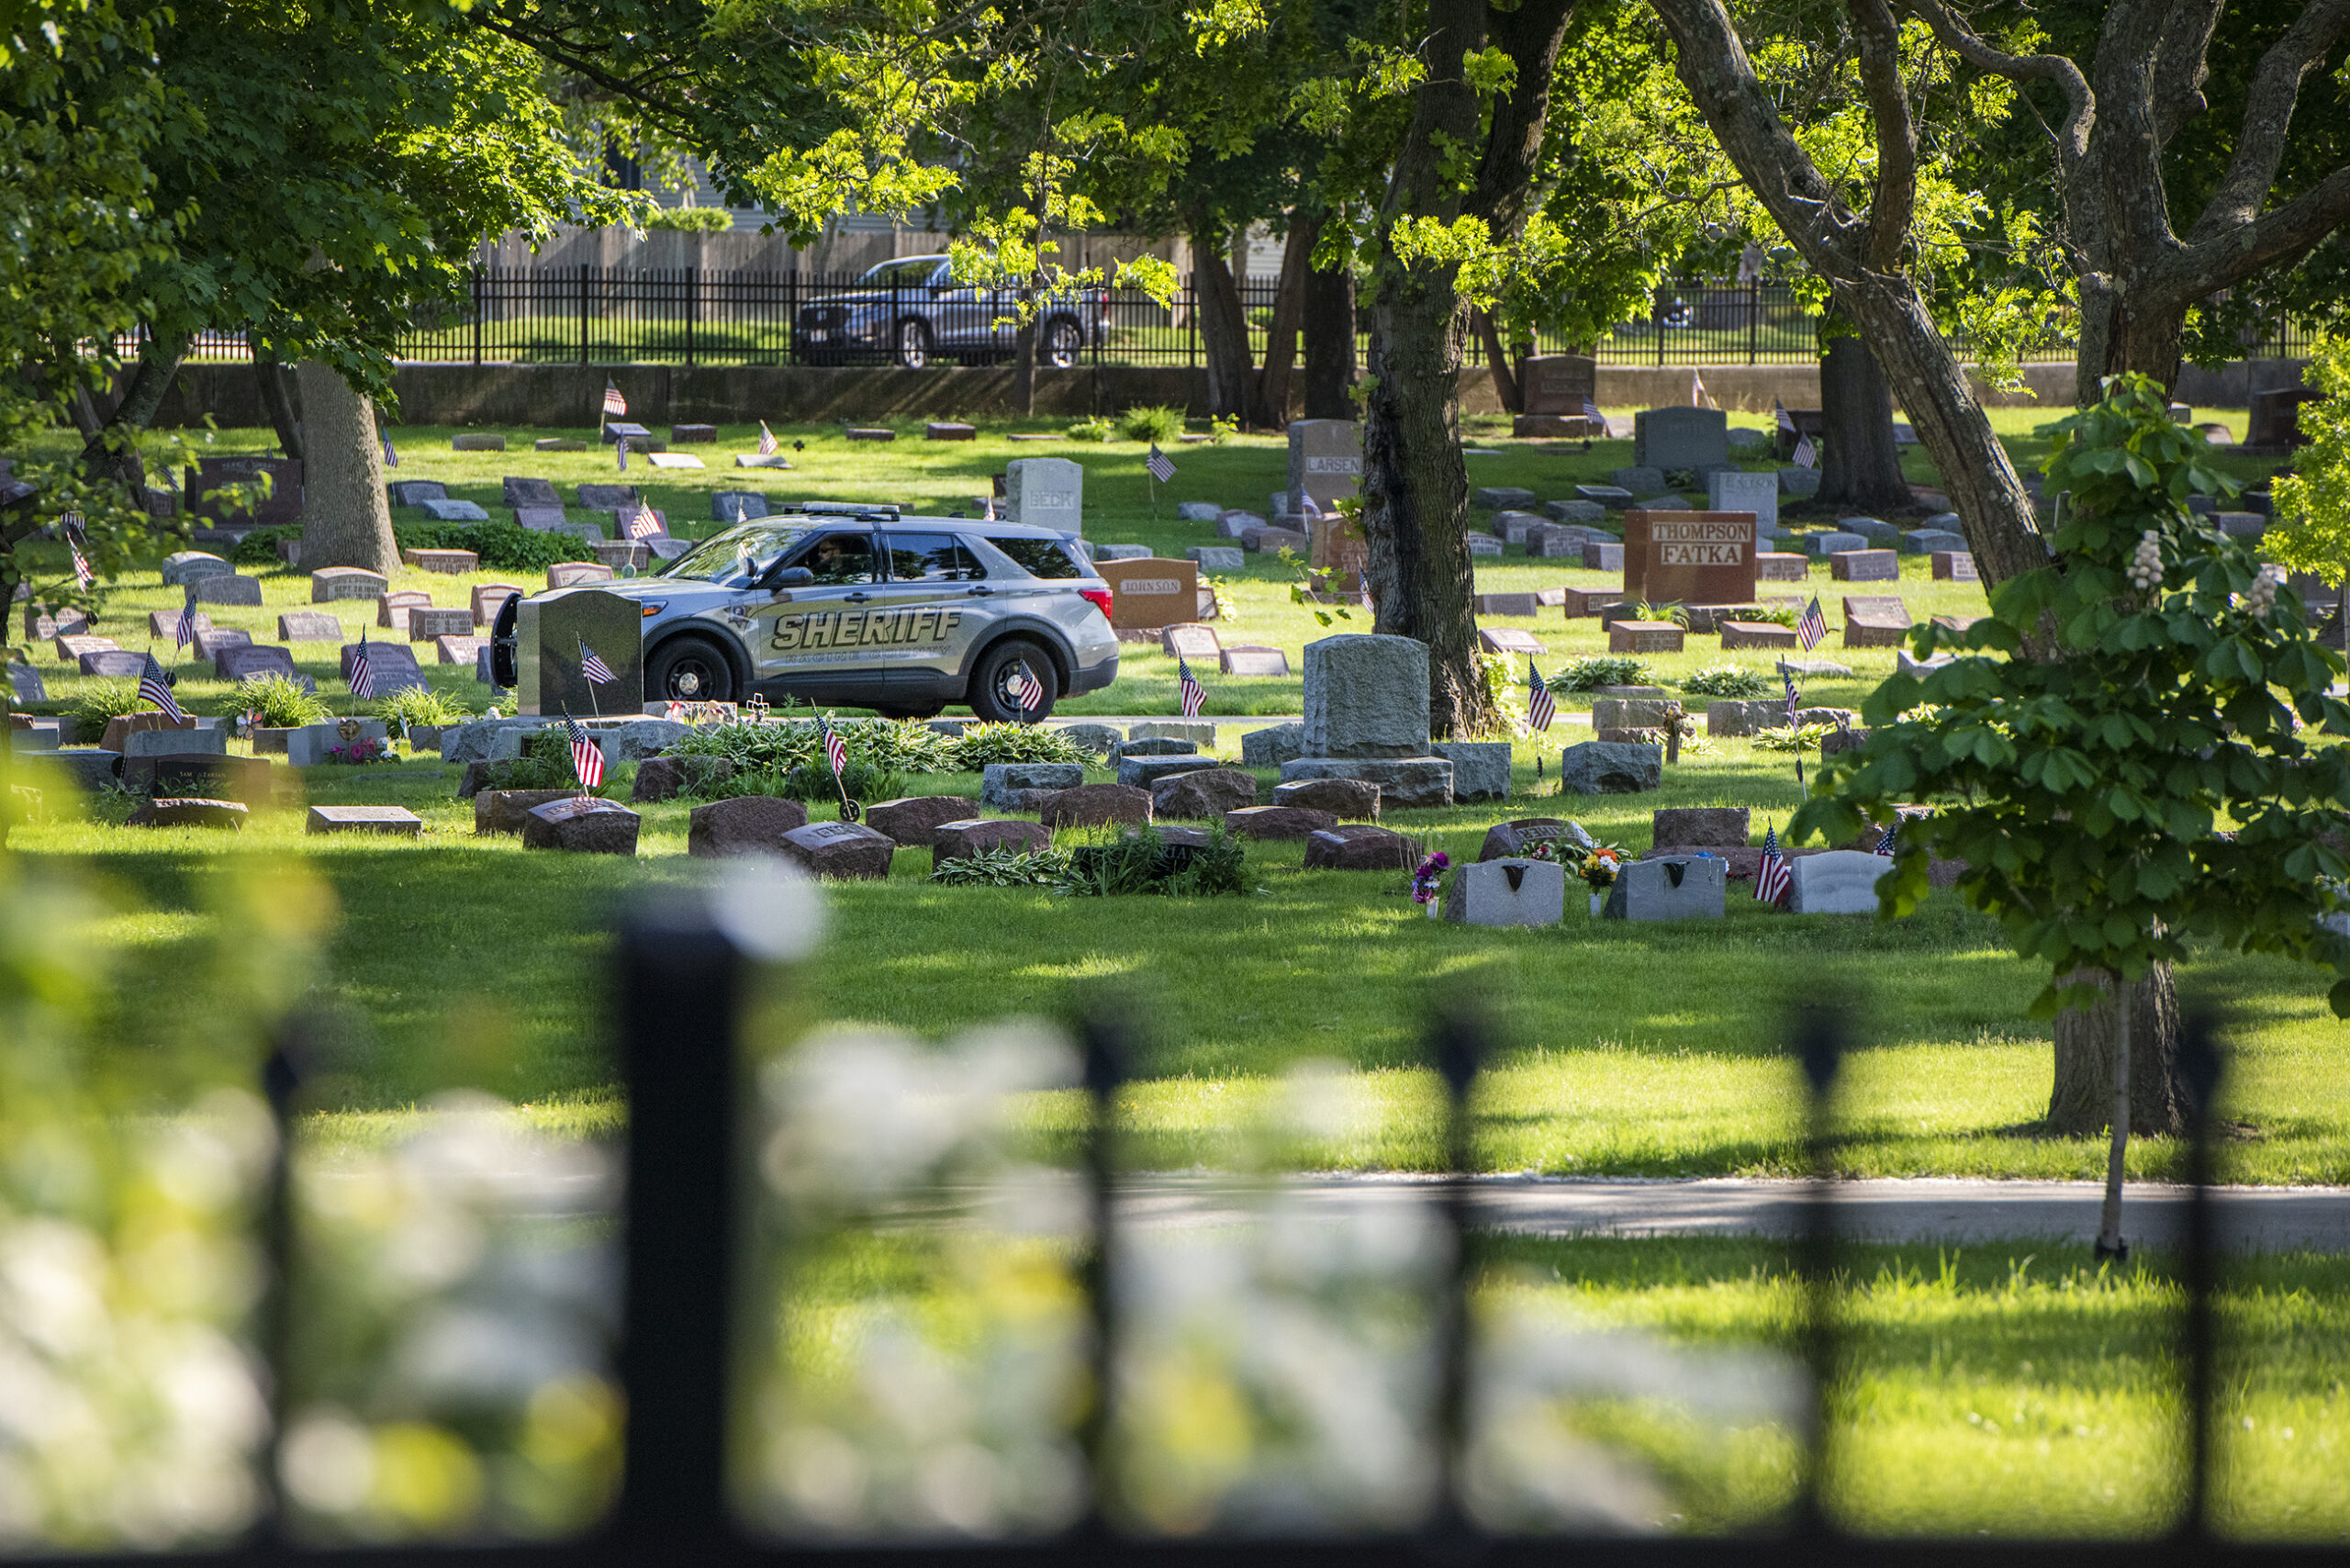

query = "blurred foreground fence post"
[
  {"left": 1796, "top": 1009, "right": 1844, "bottom": 1539},
  {"left": 2179, "top": 1014, "right": 2224, "bottom": 1540}
]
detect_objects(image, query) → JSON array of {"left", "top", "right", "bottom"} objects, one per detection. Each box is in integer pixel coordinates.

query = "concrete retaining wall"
[{"left": 146, "top": 354, "right": 2306, "bottom": 431}]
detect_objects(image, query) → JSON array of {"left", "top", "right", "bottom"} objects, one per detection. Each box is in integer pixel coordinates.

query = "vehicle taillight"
[{"left": 1080, "top": 586, "right": 1113, "bottom": 618}]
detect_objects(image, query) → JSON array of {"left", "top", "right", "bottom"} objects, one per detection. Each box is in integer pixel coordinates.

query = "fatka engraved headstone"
[
  {"left": 1005, "top": 457, "right": 1084, "bottom": 534},
  {"left": 1287, "top": 420, "right": 1362, "bottom": 518},
  {"left": 1624, "top": 510, "right": 1759, "bottom": 604},
  {"left": 517, "top": 588, "right": 644, "bottom": 716}
]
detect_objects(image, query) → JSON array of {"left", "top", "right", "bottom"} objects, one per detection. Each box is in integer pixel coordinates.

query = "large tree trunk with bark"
[
  {"left": 1253, "top": 214, "right": 1317, "bottom": 429},
  {"left": 1302, "top": 255, "right": 1357, "bottom": 419},
  {"left": 251, "top": 333, "right": 306, "bottom": 461},
  {"left": 2050, "top": 966, "right": 2188, "bottom": 1137},
  {"left": 296, "top": 361, "right": 397, "bottom": 574},
  {"left": 1192, "top": 226, "right": 1257, "bottom": 424},
  {"left": 1817, "top": 331, "right": 1909, "bottom": 510}
]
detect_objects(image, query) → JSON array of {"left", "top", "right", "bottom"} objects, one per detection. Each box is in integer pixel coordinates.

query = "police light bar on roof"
[{"left": 783, "top": 500, "right": 901, "bottom": 518}]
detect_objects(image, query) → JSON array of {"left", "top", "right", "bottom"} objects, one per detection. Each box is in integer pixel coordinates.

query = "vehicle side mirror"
[{"left": 770, "top": 566, "right": 815, "bottom": 588}]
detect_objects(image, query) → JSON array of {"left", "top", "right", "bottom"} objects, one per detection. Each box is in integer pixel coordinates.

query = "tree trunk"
[
  {"left": 1302, "top": 255, "right": 1358, "bottom": 419},
  {"left": 1475, "top": 312, "right": 1524, "bottom": 414},
  {"left": 1192, "top": 226, "right": 1257, "bottom": 424},
  {"left": 1817, "top": 331, "right": 1909, "bottom": 510},
  {"left": 1013, "top": 316, "right": 1038, "bottom": 417},
  {"left": 2049, "top": 964, "right": 2188, "bottom": 1137},
  {"left": 79, "top": 330, "right": 186, "bottom": 500},
  {"left": 295, "top": 361, "right": 398, "bottom": 574},
  {"left": 251, "top": 332, "right": 306, "bottom": 462},
  {"left": 1253, "top": 213, "right": 1317, "bottom": 429}
]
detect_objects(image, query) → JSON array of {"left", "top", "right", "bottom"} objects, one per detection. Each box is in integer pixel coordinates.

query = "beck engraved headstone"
[
  {"left": 517, "top": 588, "right": 644, "bottom": 716},
  {"left": 1624, "top": 510, "right": 1758, "bottom": 604},
  {"left": 1093, "top": 557, "right": 1199, "bottom": 631},
  {"left": 1287, "top": 420, "right": 1363, "bottom": 517},
  {"left": 1005, "top": 457, "right": 1084, "bottom": 535}
]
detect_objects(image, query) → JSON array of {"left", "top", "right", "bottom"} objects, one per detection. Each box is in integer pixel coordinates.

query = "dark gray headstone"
[
  {"left": 191, "top": 574, "right": 263, "bottom": 606},
  {"left": 502, "top": 476, "right": 561, "bottom": 508},
  {"left": 387, "top": 480, "right": 447, "bottom": 507},
  {"left": 218, "top": 644, "right": 299, "bottom": 682},
  {"left": 418, "top": 498, "right": 489, "bottom": 522},
  {"left": 516, "top": 588, "right": 643, "bottom": 715},
  {"left": 78, "top": 649, "right": 146, "bottom": 677},
  {"left": 278, "top": 611, "right": 342, "bottom": 641},
  {"left": 711, "top": 491, "right": 770, "bottom": 521},
  {"left": 576, "top": 485, "right": 639, "bottom": 511},
  {"left": 515, "top": 507, "right": 569, "bottom": 532},
  {"left": 7, "top": 663, "right": 46, "bottom": 702}
]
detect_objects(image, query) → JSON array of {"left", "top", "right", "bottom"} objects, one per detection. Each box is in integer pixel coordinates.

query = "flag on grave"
[
  {"left": 626, "top": 498, "right": 662, "bottom": 539},
  {"left": 567, "top": 713, "right": 606, "bottom": 789},
  {"left": 616, "top": 437, "right": 629, "bottom": 472},
  {"left": 1583, "top": 395, "right": 1606, "bottom": 430},
  {"left": 822, "top": 715, "right": 848, "bottom": 778},
  {"left": 1177, "top": 656, "right": 1204, "bottom": 717},
  {"left": 1874, "top": 821, "right": 1899, "bottom": 857},
  {"left": 381, "top": 428, "right": 399, "bottom": 468},
  {"left": 1147, "top": 443, "right": 1177, "bottom": 483},
  {"left": 62, "top": 511, "right": 92, "bottom": 588},
  {"left": 1796, "top": 596, "right": 1827, "bottom": 652},
  {"left": 1792, "top": 431, "right": 1818, "bottom": 469},
  {"left": 349, "top": 629, "right": 375, "bottom": 700},
  {"left": 175, "top": 588, "right": 200, "bottom": 654},
  {"left": 1756, "top": 822, "right": 1792, "bottom": 903},
  {"left": 138, "top": 651, "right": 185, "bottom": 722},
  {"left": 1527, "top": 661, "right": 1556, "bottom": 732},
  {"left": 1781, "top": 664, "right": 1800, "bottom": 724},
  {"left": 758, "top": 421, "right": 778, "bottom": 456},
  {"left": 578, "top": 640, "right": 617, "bottom": 686},
  {"left": 1775, "top": 398, "right": 1796, "bottom": 434},
  {"left": 602, "top": 381, "right": 627, "bottom": 418}
]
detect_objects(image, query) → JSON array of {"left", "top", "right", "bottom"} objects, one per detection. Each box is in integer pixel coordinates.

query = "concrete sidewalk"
[{"left": 1114, "top": 1174, "right": 2350, "bottom": 1254}]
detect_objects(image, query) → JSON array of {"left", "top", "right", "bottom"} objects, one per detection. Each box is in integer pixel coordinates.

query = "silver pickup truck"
[{"left": 794, "top": 255, "right": 1110, "bottom": 369}]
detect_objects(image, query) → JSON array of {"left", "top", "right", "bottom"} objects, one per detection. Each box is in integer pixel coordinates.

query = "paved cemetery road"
[{"left": 1115, "top": 1174, "right": 2350, "bottom": 1254}]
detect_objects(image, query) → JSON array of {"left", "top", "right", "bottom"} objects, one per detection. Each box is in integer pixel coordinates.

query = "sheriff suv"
[
  {"left": 497, "top": 508, "right": 1119, "bottom": 722},
  {"left": 793, "top": 255, "right": 1109, "bottom": 369}
]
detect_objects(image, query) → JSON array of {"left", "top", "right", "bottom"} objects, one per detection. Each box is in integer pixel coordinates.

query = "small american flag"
[
  {"left": 822, "top": 716, "right": 848, "bottom": 777},
  {"left": 1583, "top": 395, "right": 1606, "bottom": 429},
  {"left": 1792, "top": 431, "right": 1818, "bottom": 469},
  {"left": 578, "top": 640, "right": 617, "bottom": 686},
  {"left": 138, "top": 651, "right": 185, "bottom": 722},
  {"left": 758, "top": 421, "right": 778, "bottom": 456},
  {"left": 381, "top": 428, "right": 399, "bottom": 468},
  {"left": 568, "top": 713, "right": 606, "bottom": 789},
  {"left": 1146, "top": 443, "right": 1177, "bottom": 483},
  {"left": 349, "top": 630, "right": 375, "bottom": 700},
  {"left": 616, "top": 437, "right": 629, "bottom": 472},
  {"left": 1691, "top": 371, "right": 1708, "bottom": 408},
  {"left": 1011, "top": 667, "right": 1043, "bottom": 716},
  {"left": 1874, "top": 821, "right": 1899, "bottom": 857},
  {"left": 1796, "top": 596, "right": 1827, "bottom": 652},
  {"left": 1177, "top": 656, "right": 1204, "bottom": 717},
  {"left": 175, "top": 588, "right": 199, "bottom": 653},
  {"left": 602, "top": 381, "right": 627, "bottom": 418},
  {"left": 1776, "top": 398, "right": 1796, "bottom": 434},
  {"left": 626, "top": 499, "right": 662, "bottom": 540},
  {"left": 63, "top": 511, "right": 92, "bottom": 588},
  {"left": 1528, "top": 661, "right": 1556, "bottom": 732},
  {"left": 1781, "top": 665, "right": 1800, "bottom": 724},
  {"left": 1756, "top": 823, "right": 1792, "bottom": 903}
]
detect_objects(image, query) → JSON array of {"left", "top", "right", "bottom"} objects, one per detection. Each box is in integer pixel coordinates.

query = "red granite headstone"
[{"left": 1624, "top": 510, "right": 1759, "bottom": 604}]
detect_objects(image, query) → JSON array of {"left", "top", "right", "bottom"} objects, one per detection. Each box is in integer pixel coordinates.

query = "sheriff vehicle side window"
[
  {"left": 984, "top": 536, "right": 1083, "bottom": 579},
  {"left": 796, "top": 533, "right": 877, "bottom": 586},
  {"left": 885, "top": 532, "right": 984, "bottom": 581}
]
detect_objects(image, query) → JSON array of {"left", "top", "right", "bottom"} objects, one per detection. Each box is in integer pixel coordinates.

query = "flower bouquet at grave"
[
  {"left": 324, "top": 735, "right": 389, "bottom": 765},
  {"left": 1574, "top": 844, "right": 1624, "bottom": 891},
  {"left": 1411, "top": 851, "right": 1450, "bottom": 905}
]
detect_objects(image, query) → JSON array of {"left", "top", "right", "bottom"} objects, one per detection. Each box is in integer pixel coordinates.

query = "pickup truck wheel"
[
  {"left": 647, "top": 636, "right": 736, "bottom": 704},
  {"left": 1042, "top": 316, "right": 1084, "bottom": 368},
  {"left": 968, "top": 639, "right": 1057, "bottom": 724},
  {"left": 895, "top": 319, "right": 932, "bottom": 369}
]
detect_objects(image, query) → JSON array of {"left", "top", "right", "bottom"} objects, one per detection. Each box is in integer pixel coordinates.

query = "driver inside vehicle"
[{"left": 804, "top": 534, "right": 874, "bottom": 586}]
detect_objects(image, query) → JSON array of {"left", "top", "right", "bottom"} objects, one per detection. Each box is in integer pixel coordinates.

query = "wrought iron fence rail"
[
  {"left": 143, "top": 272, "right": 2319, "bottom": 372},
  {"left": 15, "top": 890, "right": 2278, "bottom": 1568}
]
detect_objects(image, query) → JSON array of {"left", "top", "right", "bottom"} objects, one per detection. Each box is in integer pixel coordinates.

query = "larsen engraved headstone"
[
  {"left": 517, "top": 588, "right": 644, "bottom": 715},
  {"left": 1624, "top": 510, "right": 1758, "bottom": 604},
  {"left": 1287, "top": 420, "right": 1362, "bottom": 517},
  {"left": 1005, "top": 457, "right": 1084, "bottom": 535},
  {"left": 1706, "top": 469, "right": 1779, "bottom": 531}
]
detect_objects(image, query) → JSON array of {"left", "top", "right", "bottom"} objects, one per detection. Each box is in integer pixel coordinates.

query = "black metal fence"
[
  {"left": 29, "top": 883, "right": 2294, "bottom": 1568},
  {"left": 155, "top": 275, "right": 2325, "bottom": 374}
]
